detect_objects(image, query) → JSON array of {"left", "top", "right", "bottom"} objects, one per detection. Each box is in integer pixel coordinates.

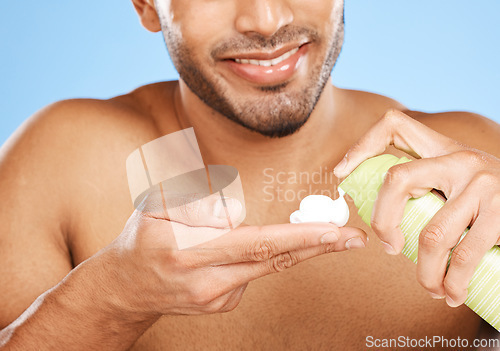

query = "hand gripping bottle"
[{"left": 339, "top": 154, "right": 500, "bottom": 331}]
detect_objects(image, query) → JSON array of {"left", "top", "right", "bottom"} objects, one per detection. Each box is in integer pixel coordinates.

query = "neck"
[{"left": 172, "top": 78, "right": 345, "bottom": 172}]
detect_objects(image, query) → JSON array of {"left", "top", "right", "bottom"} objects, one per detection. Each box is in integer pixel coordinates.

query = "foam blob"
[{"left": 289, "top": 189, "right": 349, "bottom": 227}]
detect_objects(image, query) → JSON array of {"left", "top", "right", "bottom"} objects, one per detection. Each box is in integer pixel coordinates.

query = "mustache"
[{"left": 211, "top": 25, "right": 320, "bottom": 58}]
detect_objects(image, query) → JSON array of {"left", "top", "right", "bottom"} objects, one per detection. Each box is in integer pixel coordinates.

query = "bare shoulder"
[
  {"left": 336, "top": 87, "right": 407, "bottom": 116},
  {"left": 2, "top": 81, "right": 178, "bottom": 178},
  {"left": 336, "top": 86, "right": 500, "bottom": 157},
  {"left": 1, "top": 88, "right": 158, "bottom": 212},
  {"left": 334, "top": 87, "right": 407, "bottom": 138},
  {"left": 2, "top": 80, "right": 181, "bottom": 231},
  {"left": 405, "top": 110, "right": 500, "bottom": 157}
]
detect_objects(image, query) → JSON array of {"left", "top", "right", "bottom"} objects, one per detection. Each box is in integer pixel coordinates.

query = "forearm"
[{"left": 0, "top": 250, "right": 159, "bottom": 351}]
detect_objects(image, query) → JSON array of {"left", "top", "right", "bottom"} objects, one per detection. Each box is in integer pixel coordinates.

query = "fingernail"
[
  {"left": 445, "top": 295, "right": 460, "bottom": 307},
  {"left": 381, "top": 241, "right": 397, "bottom": 255},
  {"left": 213, "top": 197, "right": 228, "bottom": 218},
  {"left": 429, "top": 293, "right": 445, "bottom": 300},
  {"left": 321, "top": 231, "right": 339, "bottom": 244},
  {"left": 345, "top": 237, "right": 365, "bottom": 250},
  {"left": 225, "top": 197, "right": 242, "bottom": 217},
  {"left": 333, "top": 157, "right": 347, "bottom": 177}
]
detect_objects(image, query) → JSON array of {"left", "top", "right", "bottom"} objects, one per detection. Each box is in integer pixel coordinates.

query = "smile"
[
  {"left": 234, "top": 47, "right": 299, "bottom": 67},
  {"left": 221, "top": 44, "right": 309, "bottom": 86}
]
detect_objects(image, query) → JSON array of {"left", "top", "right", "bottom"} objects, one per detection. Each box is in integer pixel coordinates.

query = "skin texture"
[{"left": 1, "top": 0, "right": 500, "bottom": 350}]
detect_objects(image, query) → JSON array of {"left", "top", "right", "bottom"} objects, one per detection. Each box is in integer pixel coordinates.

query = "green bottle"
[{"left": 339, "top": 154, "right": 500, "bottom": 331}]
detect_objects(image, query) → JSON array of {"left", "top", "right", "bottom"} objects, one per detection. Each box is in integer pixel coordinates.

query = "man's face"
[{"left": 154, "top": 0, "right": 344, "bottom": 138}]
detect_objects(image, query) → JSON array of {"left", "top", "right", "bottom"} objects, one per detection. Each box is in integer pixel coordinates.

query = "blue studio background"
[{"left": 1, "top": 1, "right": 499, "bottom": 146}]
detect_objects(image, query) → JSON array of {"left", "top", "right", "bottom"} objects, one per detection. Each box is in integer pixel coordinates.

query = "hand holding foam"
[{"left": 289, "top": 190, "right": 349, "bottom": 227}]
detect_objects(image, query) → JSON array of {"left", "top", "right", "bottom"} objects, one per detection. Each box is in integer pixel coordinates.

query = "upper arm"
[
  {"left": 0, "top": 96, "right": 157, "bottom": 328},
  {"left": 407, "top": 110, "right": 500, "bottom": 158},
  {"left": 0, "top": 103, "right": 75, "bottom": 328}
]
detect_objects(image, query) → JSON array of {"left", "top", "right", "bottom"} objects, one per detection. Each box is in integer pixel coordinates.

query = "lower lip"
[{"left": 222, "top": 44, "right": 309, "bottom": 86}]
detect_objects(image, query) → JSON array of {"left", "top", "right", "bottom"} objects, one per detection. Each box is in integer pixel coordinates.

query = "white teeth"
[
  {"left": 234, "top": 47, "right": 299, "bottom": 66},
  {"left": 270, "top": 57, "right": 281, "bottom": 66}
]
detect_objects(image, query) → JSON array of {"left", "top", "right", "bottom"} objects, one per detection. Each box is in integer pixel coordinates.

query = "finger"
[
  {"left": 137, "top": 189, "right": 242, "bottom": 228},
  {"left": 219, "top": 284, "right": 247, "bottom": 313},
  {"left": 444, "top": 213, "right": 500, "bottom": 307},
  {"left": 417, "top": 190, "right": 478, "bottom": 299},
  {"left": 190, "top": 222, "right": 346, "bottom": 265},
  {"left": 201, "top": 285, "right": 245, "bottom": 313},
  {"left": 370, "top": 157, "right": 455, "bottom": 255},
  {"left": 333, "top": 109, "right": 464, "bottom": 178},
  {"left": 211, "top": 226, "right": 367, "bottom": 292}
]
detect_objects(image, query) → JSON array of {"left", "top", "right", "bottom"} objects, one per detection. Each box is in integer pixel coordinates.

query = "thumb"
[{"left": 138, "top": 189, "right": 243, "bottom": 228}]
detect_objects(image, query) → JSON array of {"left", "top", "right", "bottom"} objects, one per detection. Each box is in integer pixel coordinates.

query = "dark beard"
[{"left": 160, "top": 18, "right": 344, "bottom": 138}]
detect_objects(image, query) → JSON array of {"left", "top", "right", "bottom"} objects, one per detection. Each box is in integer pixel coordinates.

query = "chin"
[{"left": 226, "top": 103, "right": 313, "bottom": 138}]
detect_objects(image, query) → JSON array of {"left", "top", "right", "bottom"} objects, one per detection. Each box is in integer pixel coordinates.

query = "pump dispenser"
[{"left": 339, "top": 154, "right": 500, "bottom": 331}]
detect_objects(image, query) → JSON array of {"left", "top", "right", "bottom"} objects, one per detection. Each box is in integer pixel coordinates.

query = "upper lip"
[{"left": 219, "top": 41, "right": 309, "bottom": 61}]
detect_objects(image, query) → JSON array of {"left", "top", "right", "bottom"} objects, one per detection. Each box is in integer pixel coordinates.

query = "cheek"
[
  {"left": 169, "top": 0, "right": 237, "bottom": 57},
  {"left": 292, "top": 0, "right": 336, "bottom": 20},
  {"left": 288, "top": 0, "right": 340, "bottom": 56}
]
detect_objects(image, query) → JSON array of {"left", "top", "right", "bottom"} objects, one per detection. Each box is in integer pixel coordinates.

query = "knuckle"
[
  {"left": 370, "top": 218, "right": 387, "bottom": 235},
  {"left": 381, "top": 108, "right": 405, "bottom": 126},
  {"left": 248, "top": 231, "right": 278, "bottom": 261},
  {"left": 419, "top": 224, "right": 447, "bottom": 250},
  {"left": 323, "top": 243, "right": 336, "bottom": 253},
  {"left": 384, "top": 164, "right": 410, "bottom": 188},
  {"left": 270, "top": 252, "right": 297, "bottom": 272},
  {"left": 370, "top": 217, "right": 384, "bottom": 233},
  {"left": 443, "top": 278, "right": 461, "bottom": 295},
  {"left": 450, "top": 246, "right": 474, "bottom": 268},
  {"left": 416, "top": 270, "right": 440, "bottom": 292},
  {"left": 417, "top": 278, "right": 437, "bottom": 293},
  {"left": 471, "top": 170, "right": 497, "bottom": 188},
  {"left": 381, "top": 108, "right": 398, "bottom": 121},
  {"left": 145, "top": 246, "right": 181, "bottom": 270},
  {"left": 162, "top": 248, "right": 181, "bottom": 267},
  {"left": 456, "top": 149, "right": 485, "bottom": 166}
]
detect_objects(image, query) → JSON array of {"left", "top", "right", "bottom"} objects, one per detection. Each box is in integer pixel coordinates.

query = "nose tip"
[{"left": 235, "top": 0, "right": 294, "bottom": 38}]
